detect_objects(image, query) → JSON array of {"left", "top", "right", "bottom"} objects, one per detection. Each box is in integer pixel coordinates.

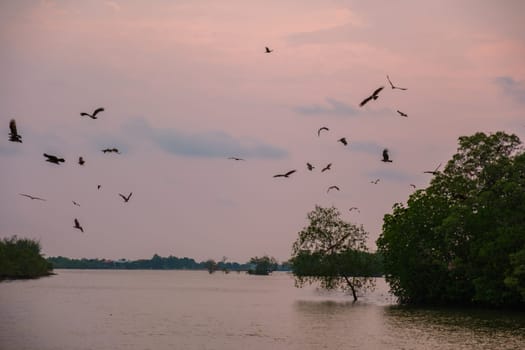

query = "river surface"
[{"left": 1, "top": 270, "right": 524, "bottom": 350}]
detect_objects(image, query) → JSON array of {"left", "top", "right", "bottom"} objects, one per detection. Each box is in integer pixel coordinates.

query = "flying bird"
[
  {"left": 273, "top": 170, "right": 296, "bottom": 178},
  {"left": 382, "top": 149, "right": 393, "bottom": 163},
  {"left": 410, "top": 184, "right": 417, "bottom": 189},
  {"left": 338, "top": 137, "right": 348, "bottom": 146},
  {"left": 102, "top": 148, "right": 120, "bottom": 154},
  {"left": 397, "top": 110, "right": 408, "bottom": 117},
  {"left": 349, "top": 207, "right": 360, "bottom": 213},
  {"left": 321, "top": 163, "right": 332, "bottom": 172},
  {"left": 359, "top": 86, "right": 384, "bottom": 107},
  {"left": 423, "top": 163, "right": 442, "bottom": 175},
  {"left": 97, "top": 185, "right": 102, "bottom": 190},
  {"left": 119, "top": 192, "right": 132, "bottom": 202},
  {"left": 265, "top": 46, "right": 273, "bottom": 53},
  {"left": 228, "top": 157, "right": 245, "bottom": 161},
  {"left": 72, "top": 201, "right": 80, "bottom": 207},
  {"left": 327, "top": 185, "right": 340, "bottom": 193},
  {"left": 306, "top": 162, "right": 315, "bottom": 171},
  {"left": 78, "top": 157, "right": 85, "bottom": 165},
  {"left": 43, "top": 153, "right": 65, "bottom": 164},
  {"left": 19, "top": 193, "right": 46, "bottom": 201},
  {"left": 317, "top": 127, "right": 329, "bottom": 136},
  {"left": 80, "top": 107, "right": 104, "bottom": 119},
  {"left": 73, "top": 218, "right": 84, "bottom": 233},
  {"left": 8, "top": 119, "right": 22, "bottom": 143},
  {"left": 370, "top": 178, "right": 380, "bottom": 184},
  {"left": 387, "top": 75, "right": 407, "bottom": 90}
]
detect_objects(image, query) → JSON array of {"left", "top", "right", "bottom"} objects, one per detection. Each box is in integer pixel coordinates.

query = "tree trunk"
[{"left": 343, "top": 275, "right": 358, "bottom": 302}]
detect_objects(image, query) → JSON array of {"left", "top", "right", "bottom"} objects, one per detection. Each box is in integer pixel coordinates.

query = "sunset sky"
[{"left": 1, "top": 0, "right": 524, "bottom": 263}]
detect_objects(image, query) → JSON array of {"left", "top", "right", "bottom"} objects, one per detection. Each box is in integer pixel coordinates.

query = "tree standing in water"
[{"left": 291, "top": 205, "right": 376, "bottom": 301}]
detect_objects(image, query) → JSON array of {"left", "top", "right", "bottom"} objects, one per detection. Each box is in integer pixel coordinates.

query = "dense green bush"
[
  {"left": 0, "top": 236, "right": 53, "bottom": 280},
  {"left": 377, "top": 132, "right": 525, "bottom": 308}
]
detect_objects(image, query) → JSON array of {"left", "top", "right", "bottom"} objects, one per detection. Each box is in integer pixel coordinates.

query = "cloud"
[
  {"left": 494, "top": 76, "right": 525, "bottom": 104},
  {"left": 123, "top": 118, "right": 287, "bottom": 159},
  {"left": 294, "top": 98, "right": 359, "bottom": 117}
]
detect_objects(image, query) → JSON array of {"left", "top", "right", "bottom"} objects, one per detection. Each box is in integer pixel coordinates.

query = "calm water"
[{"left": 1, "top": 270, "right": 524, "bottom": 350}]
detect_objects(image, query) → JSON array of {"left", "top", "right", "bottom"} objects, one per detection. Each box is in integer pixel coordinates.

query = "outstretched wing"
[
  {"left": 317, "top": 127, "right": 329, "bottom": 136},
  {"left": 373, "top": 86, "right": 384, "bottom": 96},
  {"left": 359, "top": 95, "right": 374, "bottom": 107},
  {"left": 387, "top": 75, "right": 395, "bottom": 89},
  {"left": 126, "top": 192, "right": 133, "bottom": 201},
  {"left": 284, "top": 170, "right": 297, "bottom": 177},
  {"left": 92, "top": 107, "right": 104, "bottom": 117},
  {"left": 119, "top": 193, "right": 126, "bottom": 201}
]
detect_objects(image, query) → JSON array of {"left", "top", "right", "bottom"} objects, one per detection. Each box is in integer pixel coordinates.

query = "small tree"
[
  {"left": 248, "top": 255, "right": 278, "bottom": 275},
  {"left": 291, "top": 205, "right": 375, "bottom": 301},
  {"left": 204, "top": 259, "right": 217, "bottom": 274}
]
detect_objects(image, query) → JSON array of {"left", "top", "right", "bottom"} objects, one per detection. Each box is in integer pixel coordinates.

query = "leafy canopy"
[
  {"left": 377, "top": 131, "right": 525, "bottom": 307},
  {"left": 291, "top": 205, "right": 376, "bottom": 301}
]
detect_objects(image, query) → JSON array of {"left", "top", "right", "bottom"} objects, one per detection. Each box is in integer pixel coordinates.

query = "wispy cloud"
[
  {"left": 494, "top": 76, "right": 525, "bottom": 104},
  {"left": 294, "top": 98, "right": 359, "bottom": 117},
  {"left": 123, "top": 118, "right": 287, "bottom": 159}
]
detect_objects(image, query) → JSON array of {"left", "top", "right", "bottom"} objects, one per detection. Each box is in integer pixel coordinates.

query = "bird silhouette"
[
  {"left": 321, "top": 163, "right": 332, "bottom": 172},
  {"left": 97, "top": 185, "right": 102, "bottom": 190},
  {"left": 273, "top": 170, "right": 296, "bottom": 178},
  {"left": 349, "top": 207, "right": 360, "bottom": 213},
  {"left": 72, "top": 201, "right": 80, "bottom": 207},
  {"left": 327, "top": 185, "right": 340, "bottom": 193},
  {"left": 119, "top": 192, "right": 132, "bottom": 202},
  {"left": 19, "top": 193, "right": 46, "bottom": 201},
  {"left": 397, "top": 110, "right": 408, "bottom": 117},
  {"left": 73, "top": 218, "right": 84, "bottom": 232},
  {"left": 102, "top": 148, "right": 120, "bottom": 154},
  {"left": 410, "top": 184, "right": 416, "bottom": 189},
  {"left": 370, "top": 178, "right": 380, "bottom": 184},
  {"left": 382, "top": 149, "right": 393, "bottom": 163},
  {"left": 43, "top": 153, "right": 65, "bottom": 164},
  {"left": 387, "top": 75, "right": 407, "bottom": 90},
  {"left": 80, "top": 107, "right": 104, "bottom": 119},
  {"left": 265, "top": 46, "right": 273, "bottom": 53},
  {"left": 317, "top": 127, "right": 329, "bottom": 136},
  {"left": 359, "top": 86, "right": 384, "bottom": 107},
  {"left": 338, "top": 137, "right": 348, "bottom": 146},
  {"left": 8, "top": 119, "right": 22, "bottom": 143},
  {"left": 306, "top": 162, "right": 315, "bottom": 171},
  {"left": 78, "top": 156, "right": 85, "bottom": 165},
  {"left": 423, "top": 163, "right": 442, "bottom": 175},
  {"left": 228, "top": 157, "right": 245, "bottom": 161}
]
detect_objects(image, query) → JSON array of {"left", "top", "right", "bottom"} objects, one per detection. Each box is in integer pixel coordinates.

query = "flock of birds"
[
  {"left": 7, "top": 46, "right": 443, "bottom": 235},
  {"left": 262, "top": 50, "right": 429, "bottom": 212},
  {"left": 8, "top": 109, "right": 133, "bottom": 233}
]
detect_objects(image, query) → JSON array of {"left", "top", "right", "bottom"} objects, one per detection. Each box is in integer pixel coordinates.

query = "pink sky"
[{"left": 1, "top": 0, "right": 524, "bottom": 263}]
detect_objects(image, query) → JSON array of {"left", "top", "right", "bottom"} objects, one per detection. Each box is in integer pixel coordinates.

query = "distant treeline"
[
  {"left": 47, "top": 254, "right": 292, "bottom": 272},
  {"left": 0, "top": 236, "right": 53, "bottom": 280}
]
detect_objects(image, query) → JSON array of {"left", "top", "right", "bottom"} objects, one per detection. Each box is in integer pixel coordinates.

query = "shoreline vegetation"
[
  {"left": 47, "top": 254, "right": 292, "bottom": 274},
  {"left": 0, "top": 236, "right": 54, "bottom": 281}
]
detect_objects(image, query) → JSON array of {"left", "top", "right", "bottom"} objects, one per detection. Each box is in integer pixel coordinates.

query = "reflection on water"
[
  {"left": 384, "top": 306, "right": 525, "bottom": 350},
  {"left": 0, "top": 270, "right": 524, "bottom": 350}
]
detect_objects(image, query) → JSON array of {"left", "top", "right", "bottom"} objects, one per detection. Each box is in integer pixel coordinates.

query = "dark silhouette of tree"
[
  {"left": 378, "top": 131, "right": 525, "bottom": 307},
  {"left": 291, "top": 205, "right": 376, "bottom": 301},
  {"left": 0, "top": 236, "right": 53, "bottom": 280}
]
